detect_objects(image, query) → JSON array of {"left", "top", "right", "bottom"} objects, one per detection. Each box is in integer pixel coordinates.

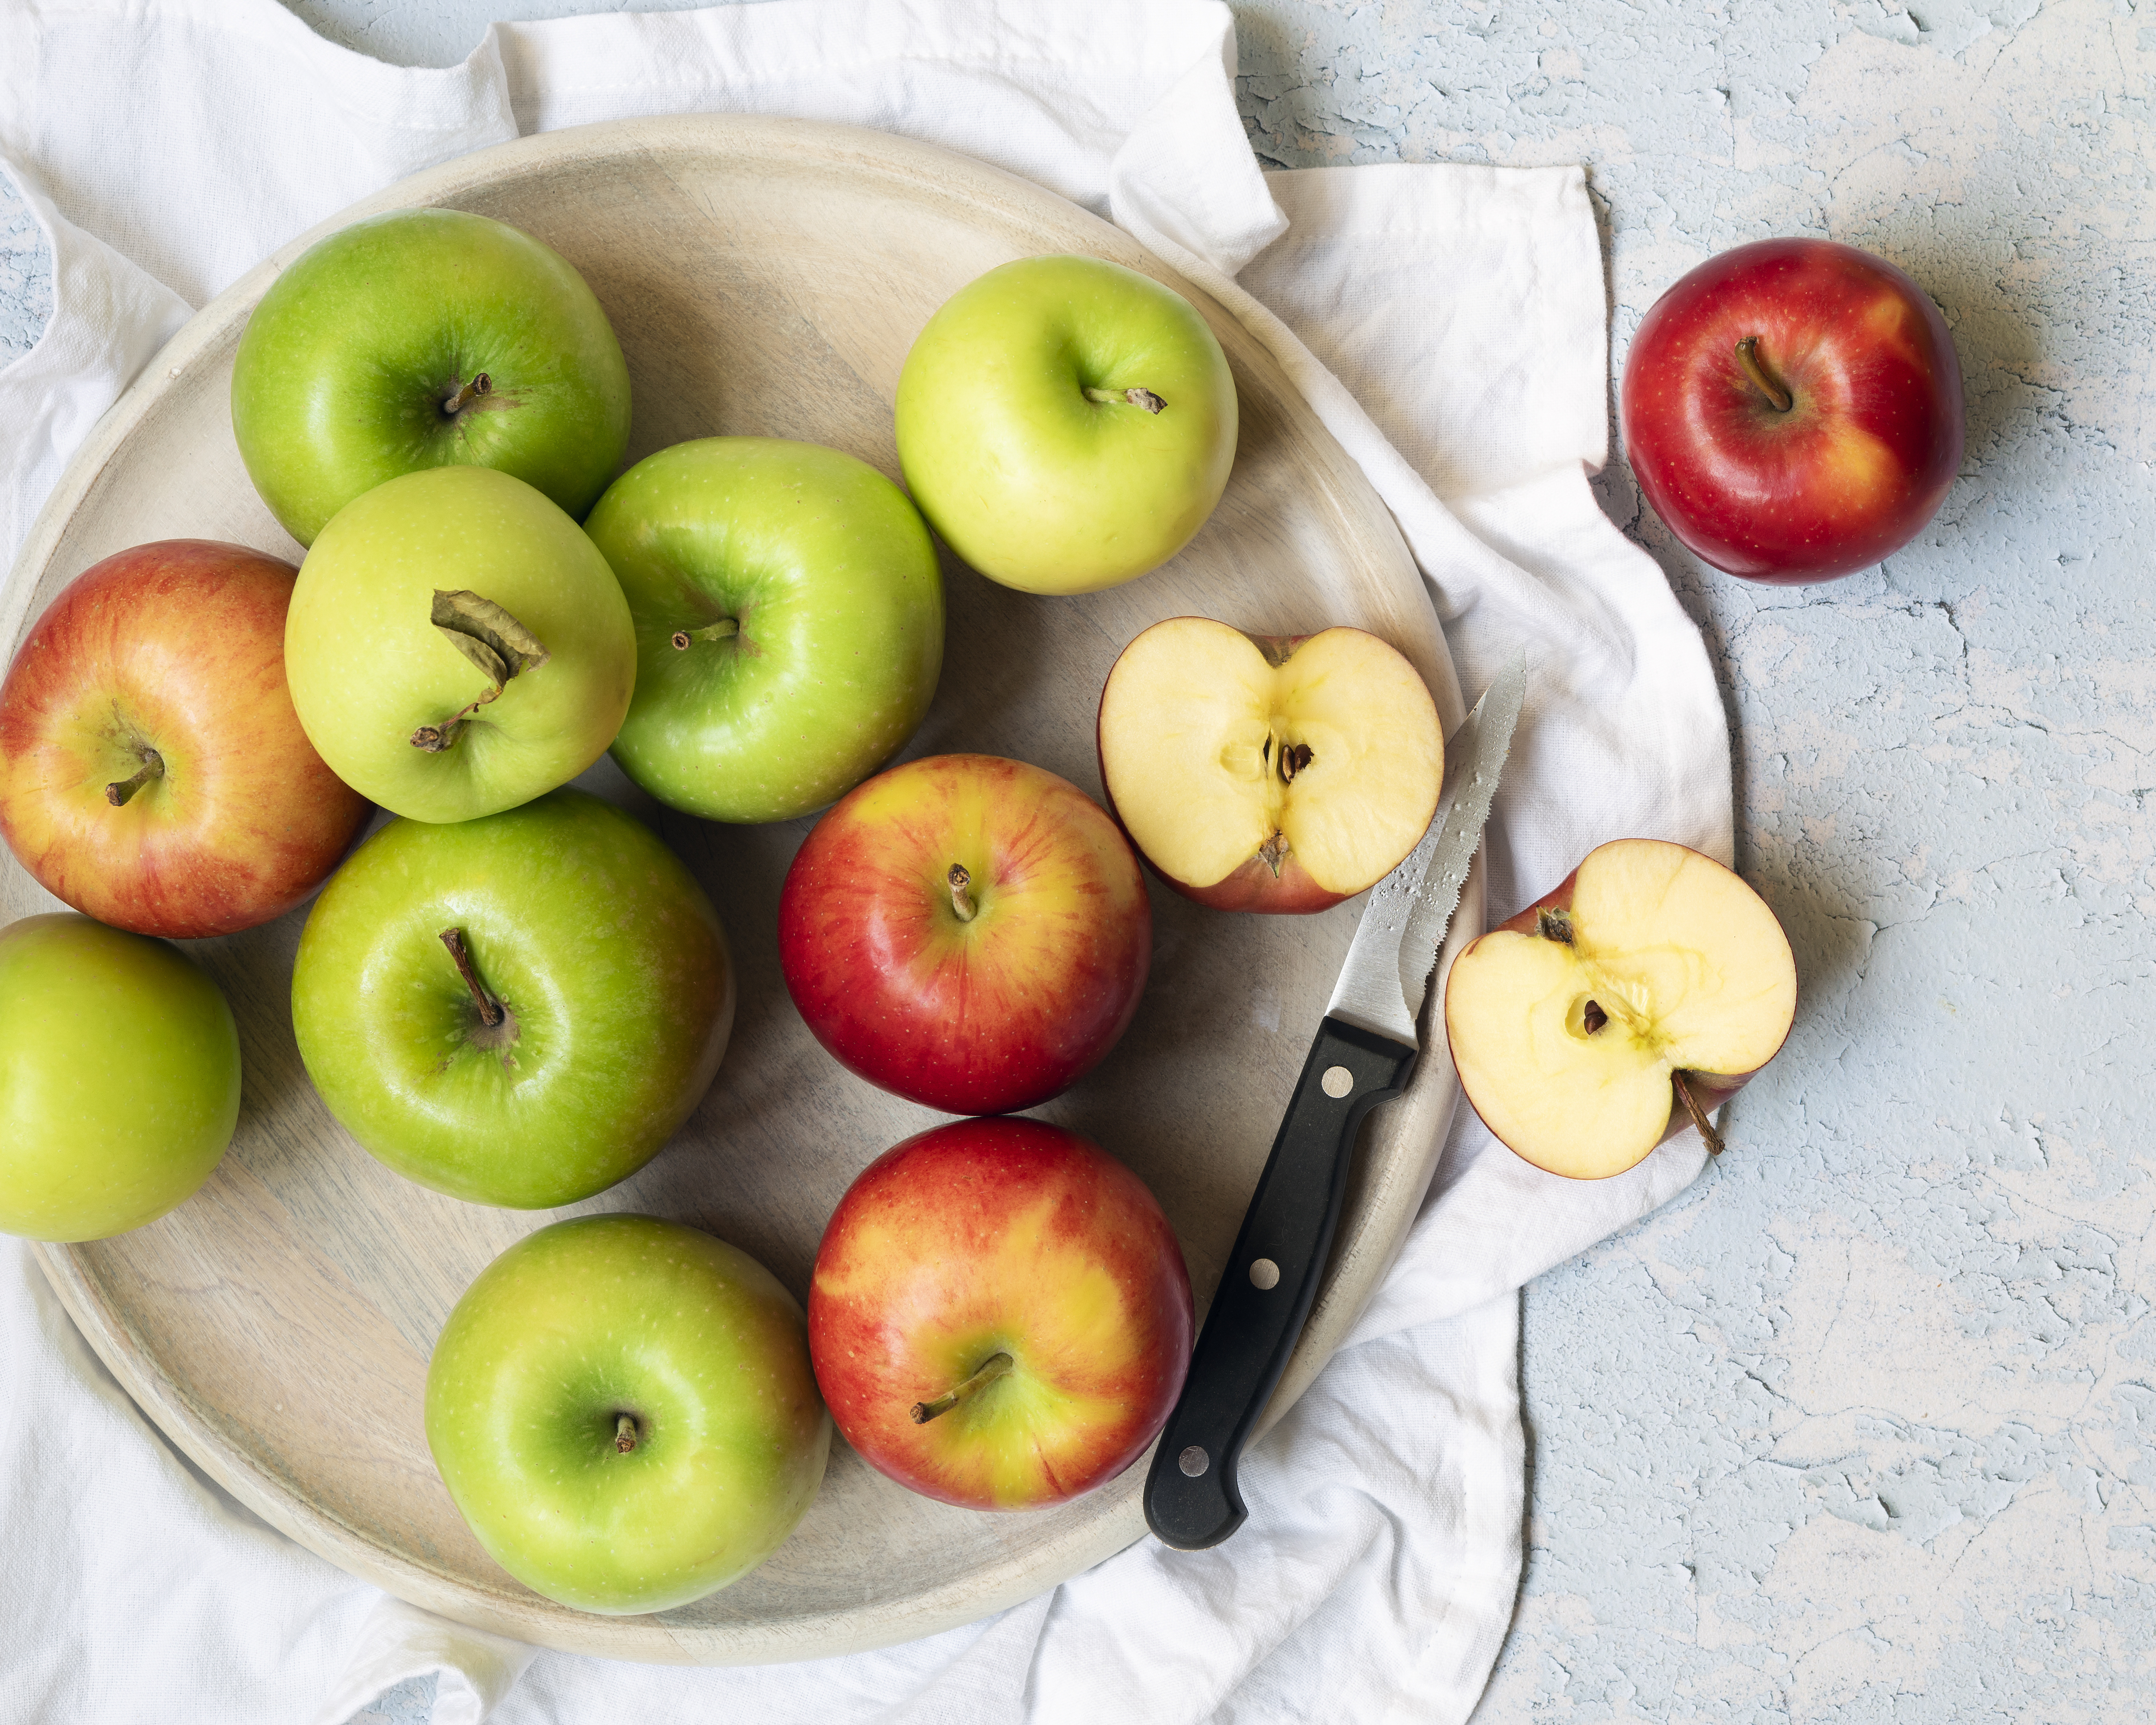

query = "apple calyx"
[
  {"left": 946, "top": 863, "right": 978, "bottom": 923},
  {"left": 1733, "top": 337, "right": 1794, "bottom": 414},
  {"left": 1083, "top": 385, "right": 1166, "bottom": 415},
  {"left": 669, "top": 617, "right": 741, "bottom": 651},
  {"left": 103, "top": 747, "right": 165, "bottom": 807},
  {"left": 909, "top": 1351, "right": 1014, "bottom": 1425},
  {"left": 411, "top": 589, "right": 551, "bottom": 752},
  {"left": 441, "top": 371, "right": 492, "bottom": 417},
  {"left": 613, "top": 1412, "right": 640, "bottom": 1454}
]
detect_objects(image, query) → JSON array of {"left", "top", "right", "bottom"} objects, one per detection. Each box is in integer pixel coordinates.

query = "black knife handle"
[{"left": 1143, "top": 1016, "right": 1415, "bottom": 1550}]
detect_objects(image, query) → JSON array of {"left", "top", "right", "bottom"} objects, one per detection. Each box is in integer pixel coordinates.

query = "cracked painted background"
[{"left": 4, "top": 0, "right": 2152, "bottom": 1718}]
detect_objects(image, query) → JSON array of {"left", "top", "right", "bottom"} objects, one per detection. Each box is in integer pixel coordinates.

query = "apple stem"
[
  {"left": 670, "top": 618, "right": 741, "bottom": 651},
  {"left": 1672, "top": 1071, "right": 1726, "bottom": 1156},
  {"left": 614, "top": 1413, "right": 639, "bottom": 1453},
  {"left": 103, "top": 749, "right": 165, "bottom": 807},
  {"left": 1083, "top": 385, "right": 1167, "bottom": 415},
  {"left": 437, "top": 927, "right": 505, "bottom": 1029},
  {"left": 1734, "top": 338, "right": 1794, "bottom": 414},
  {"left": 1537, "top": 907, "right": 1576, "bottom": 944},
  {"left": 442, "top": 371, "right": 493, "bottom": 417},
  {"left": 947, "top": 864, "right": 978, "bottom": 923},
  {"left": 910, "top": 1352, "right": 1014, "bottom": 1424}
]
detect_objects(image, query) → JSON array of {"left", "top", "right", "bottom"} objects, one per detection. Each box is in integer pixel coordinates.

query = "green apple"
[
  {"left": 290, "top": 789, "right": 732, "bottom": 1208},
  {"left": 586, "top": 438, "right": 945, "bottom": 824},
  {"left": 894, "top": 254, "right": 1237, "bottom": 595},
  {"left": 231, "top": 206, "right": 631, "bottom": 547},
  {"left": 426, "top": 1214, "right": 830, "bottom": 1614},
  {"left": 0, "top": 914, "right": 239, "bottom": 1241},
  {"left": 285, "top": 466, "right": 636, "bottom": 824}
]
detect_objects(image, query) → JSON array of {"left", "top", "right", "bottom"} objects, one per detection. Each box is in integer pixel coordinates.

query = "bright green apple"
[
  {"left": 290, "top": 789, "right": 732, "bottom": 1208},
  {"left": 426, "top": 1213, "right": 831, "bottom": 1614},
  {"left": 894, "top": 254, "right": 1237, "bottom": 595},
  {"left": 0, "top": 914, "right": 239, "bottom": 1241},
  {"left": 586, "top": 437, "right": 944, "bottom": 824},
  {"left": 285, "top": 466, "right": 636, "bottom": 824},
  {"left": 231, "top": 206, "right": 631, "bottom": 547}
]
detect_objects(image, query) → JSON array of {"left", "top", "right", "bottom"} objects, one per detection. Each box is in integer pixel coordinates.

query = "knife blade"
[{"left": 1142, "top": 658, "right": 1526, "bottom": 1552}]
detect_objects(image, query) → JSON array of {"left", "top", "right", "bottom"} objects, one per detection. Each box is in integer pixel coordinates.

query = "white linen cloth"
[{"left": 0, "top": 1, "right": 1733, "bottom": 1720}]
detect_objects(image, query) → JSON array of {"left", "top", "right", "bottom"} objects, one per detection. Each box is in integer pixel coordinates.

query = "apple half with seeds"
[
  {"left": 1445, "top": 839, "right": 1797, "bottom": 1179},
  {"left": 1096, "top": 616, "right": 1443, "bottom": 914}
]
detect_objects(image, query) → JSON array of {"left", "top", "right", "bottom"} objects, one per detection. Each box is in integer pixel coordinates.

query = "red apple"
[
  {"left": 0, "top": 541, "right": 369, "bottom": 938},
  {"left": 1444, "top": 839, "right": 1797, "bottom": 1179},
  {"left": 1096, "top": 617, "right": 1444, "bottom": 914},
  {"left": 1619, "top": 238, "right": 1964, "bottom": 584},
  {"left": 809, "top": 1115, "right": 1193, "bottom": 1510},
  {"left": 778, "top": 753, "right": 1150, "bottom": 1116}
]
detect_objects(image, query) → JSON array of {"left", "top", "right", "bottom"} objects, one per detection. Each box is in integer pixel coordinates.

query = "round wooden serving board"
[{"left": 0, "top": 116, "right": 1478, "bottom": 1664}]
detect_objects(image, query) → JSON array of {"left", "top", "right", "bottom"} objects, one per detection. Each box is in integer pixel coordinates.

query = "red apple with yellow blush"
[
  {"left": 1619, "top": 238, "right": 1964, "bottom": 584},
  {"left": 0, "top": 540, "right": 369, "bottom": 938},
  {"left": 808, "top": 1116, "right": 1193, "bottom": 1510},
  {"left": 777, "top": 753, "right": 1150, "bottom": 1116}
]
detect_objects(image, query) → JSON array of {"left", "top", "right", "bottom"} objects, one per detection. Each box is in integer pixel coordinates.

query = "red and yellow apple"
[
  {"left": 1444, "top": 839, "right": 1797, "bottom": 1179},
  {"left": 0, "top": 540, "right": 369, "bottom": 938},
  {"left": 1097, "top": 617, "right": 1443, "bottom": 913},
  {"left": 1619, "top": 237, "right": 1964, "bottom": 584},
  {"left": 777, "top": 753, "right": 1150, "bottom": 1116},
  {"left": 808, "top": 1115, "right": 1193, "bottom": 1510}
]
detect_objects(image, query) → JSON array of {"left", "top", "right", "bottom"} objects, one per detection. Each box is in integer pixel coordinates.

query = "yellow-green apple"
[
  {"left": 1619, "top": 238, "right": 1964, "bottom": 584},
  {"left": 1444, "top": 839, "right": 1797, "bottom": 1179},
  {"left": 778, "top": 754, "right": 1149, "bottom": 1116},
  {"left": 809, "top": 1116, "right": 1191, "bottom": 1510},
  {"left": 0, "top": 914, "right": 239, "bottom": 1241},
  {"left": 1097, "top": 617, "right": 1445, "bottom": 914},
  {"left": 585, "top": 437, "right": 945, "bottom": 823},
  {"left": 284, "top": 466, "right": 635, "bottom": 824},
  {"left": 291, "top": 789, "right": 732, "bottom": 1208},
  {"left": 231, "top": 207, "right": 631, "bottom": 547},
  {"left": 0, "top": 541, "right": 369, "bottom": 938},
  {"left": 894, "top": 254, "right": 1237, "bottom": 594},
  {"left": 426, "top": 1214, "right": 829, "bottom": 1613}
]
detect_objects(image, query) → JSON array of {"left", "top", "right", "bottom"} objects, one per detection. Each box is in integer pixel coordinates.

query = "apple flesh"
[
  {"left": 426, "top": 1214, "right": 830, "bottom": 1614},
  {"left": 1619, "top": 238, "right": 1964, "bottom": 583},
  {"left": 231, "top": 206, "right": 632, "bottom": 548},
  {"left": 0, "top": 540, "right": 369, "bottom": 937},
  {"left": 0, "top": 914, "right": 240, "bottom": 1241},
  {"left": 809, "top": 1116, "right": 1192, "bottom": 1510},
  {"left": 894, "top": 254, "right": 1237, "bottom": 594},
  {"left": 585, "top": 436, "right": 945, "bottom": 824},
  {"left": 1097, "top": 617, "right": 1444, "bottom": 913},
  {"left": 1444, "top": 839, "right": 1797, "bottom": 1180},
  {"left": 291, "top": 788, "right": 733, "bottom": 1208},
  {"left": 284, "top": 465, "right": 636, "bottom": 825},
  {"left": 778, "top": 754, "right": 1151, "bottom": 1116}
]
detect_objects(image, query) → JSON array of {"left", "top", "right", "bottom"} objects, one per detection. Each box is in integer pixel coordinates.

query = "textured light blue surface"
[{"left": 5, "top": 2, "right": 2150, "bottom": 1718}]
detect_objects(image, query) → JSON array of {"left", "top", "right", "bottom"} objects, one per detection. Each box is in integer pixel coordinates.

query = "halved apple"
[
  {"left": 1096, "top": 617, "right": 1444, "bottom": 914},
  {"left": 1445, "top": 839, "right": 1797, "bottom": 1179}
]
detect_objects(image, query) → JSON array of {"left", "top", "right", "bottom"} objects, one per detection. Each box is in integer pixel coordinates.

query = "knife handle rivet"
[
  {"left": 1178, "top": 1445, "right": 1210, "bottom": 1477},
  {"left": 1249, "top": 1257, "right": 1280, "bottom": 1290},
  {"left": 1321, "top": 1065, "right": 1354, "bottom": 1099}
]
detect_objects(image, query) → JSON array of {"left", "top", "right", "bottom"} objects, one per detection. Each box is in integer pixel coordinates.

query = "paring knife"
[{"left": 1142, "top": 657, "right": 1527, "bottom": 1552}]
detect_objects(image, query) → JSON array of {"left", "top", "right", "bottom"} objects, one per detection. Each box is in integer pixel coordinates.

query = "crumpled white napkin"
[{"left": 0, "top": 1, "right": 1731, "bottom": 1720}]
